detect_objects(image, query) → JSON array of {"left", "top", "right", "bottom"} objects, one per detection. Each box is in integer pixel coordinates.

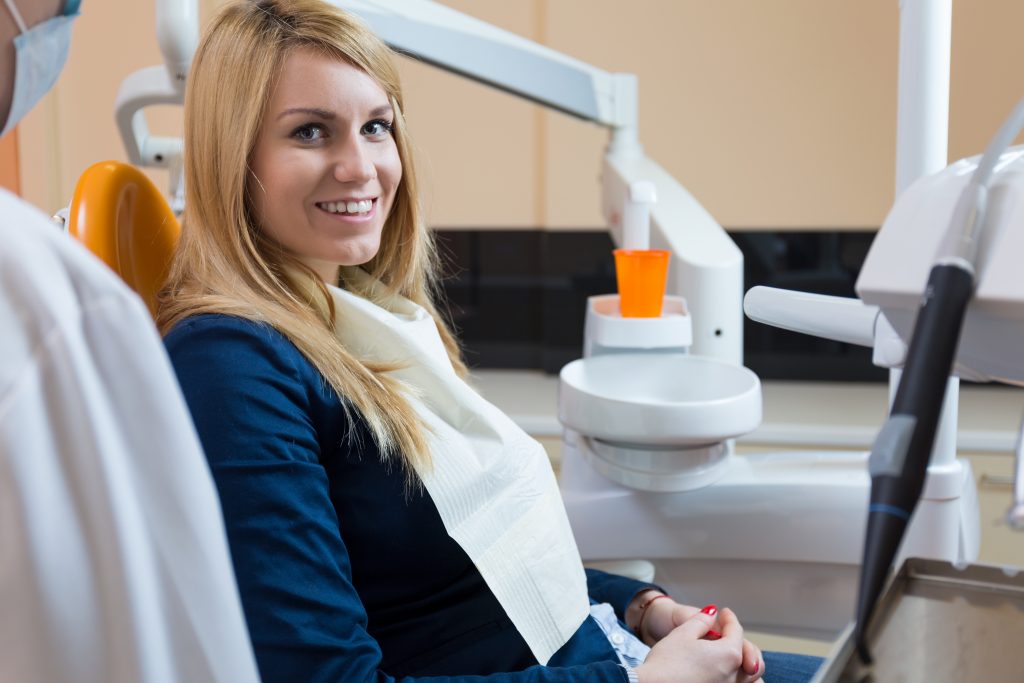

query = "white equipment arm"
[
  {"left": 157, "top": 0, "right": 197, "bottom": 85},
  {"left": 114, "top": 0, "right": 194, "bottom": 169},
  {"left": 114, "top": 66, "right": 182, "bottom": 168},
  {"left": 338, "top": 0, "right": 636, "bottom": 131}
]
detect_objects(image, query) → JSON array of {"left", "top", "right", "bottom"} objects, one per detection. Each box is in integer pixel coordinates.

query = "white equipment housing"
[{"left": 858, "top": 147, "right": 1024, "bottom": 386}]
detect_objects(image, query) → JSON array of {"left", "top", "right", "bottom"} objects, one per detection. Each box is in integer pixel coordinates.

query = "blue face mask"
[{"left": 0, "top": 0, "right": 81, "bottom": 137}]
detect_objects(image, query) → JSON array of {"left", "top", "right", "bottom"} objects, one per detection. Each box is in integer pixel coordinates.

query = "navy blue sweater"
[{"left": 165, "top": 314, "right": 655, "bottom": 683}]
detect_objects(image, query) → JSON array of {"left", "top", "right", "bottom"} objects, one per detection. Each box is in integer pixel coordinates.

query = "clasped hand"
[{"left": 631, "top": 592, "right": 764, "bottom": 683}]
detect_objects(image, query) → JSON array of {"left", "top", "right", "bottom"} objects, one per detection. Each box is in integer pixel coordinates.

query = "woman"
[{"left": 159, "top": 2, "right": 820, "bottom": 682}]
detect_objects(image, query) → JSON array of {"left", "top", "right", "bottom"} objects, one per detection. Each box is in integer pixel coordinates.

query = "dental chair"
[{"left": 67, "top": 160, "right": 179, "bottom": 318}]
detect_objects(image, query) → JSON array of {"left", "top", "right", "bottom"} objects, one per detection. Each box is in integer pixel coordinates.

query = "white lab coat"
[{"left": 0, "top": 190, "right": 259, "bottom": 683}]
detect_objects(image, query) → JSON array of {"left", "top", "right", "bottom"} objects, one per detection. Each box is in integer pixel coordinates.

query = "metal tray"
[{"left": 811, "top": 558, "right": 1024, "bottom": 682}]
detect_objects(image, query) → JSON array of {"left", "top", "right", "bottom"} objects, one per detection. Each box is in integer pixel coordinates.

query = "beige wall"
[
  {"left": 0, "top": 129, "right": 18, "bottom": 193},
  {"left": 17, "top": 0, "right": 1024, "bottom": 229}
]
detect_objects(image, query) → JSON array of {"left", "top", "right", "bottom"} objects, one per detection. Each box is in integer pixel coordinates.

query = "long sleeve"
[
  {"left": 165, "top": 315, "right": 627, "bottom": 683},
  {"left": 585, "top": 569, "right": 661, "bottom": 622}
]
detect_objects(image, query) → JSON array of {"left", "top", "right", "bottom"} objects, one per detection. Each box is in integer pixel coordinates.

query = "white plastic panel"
[{"left": 856, "top": 147, "right": 1024, "bottom": 383}]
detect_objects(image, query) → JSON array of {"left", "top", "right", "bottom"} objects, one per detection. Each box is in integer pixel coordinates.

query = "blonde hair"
[{"left": 157, "top": 0, "right": 465, "bottom": 475}]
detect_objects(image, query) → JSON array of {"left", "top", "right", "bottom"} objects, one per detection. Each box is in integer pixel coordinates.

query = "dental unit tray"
[{"left": 811, "top": 558, "right": 1024, "bottom": 682}]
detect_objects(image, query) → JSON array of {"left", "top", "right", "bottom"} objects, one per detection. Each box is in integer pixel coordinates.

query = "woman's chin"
[{"left": 334, "top": 244, "right": 382, "bottom": 269}]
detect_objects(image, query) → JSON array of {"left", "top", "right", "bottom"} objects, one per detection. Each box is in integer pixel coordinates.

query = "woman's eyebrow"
[
  {"left": 275, "top": 105, "right": 392, "bottom": 121},
  {"left": 277, "top": 107, "right": 335, "bottom": 121}
]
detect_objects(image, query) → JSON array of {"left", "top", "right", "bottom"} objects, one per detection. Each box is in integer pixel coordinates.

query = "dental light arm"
[
  {"left": 336, "top": 0, "right": 637, "bottom": 134},
  {"left": 853, "top": 96, "right": 1024, "bottom": 664}
]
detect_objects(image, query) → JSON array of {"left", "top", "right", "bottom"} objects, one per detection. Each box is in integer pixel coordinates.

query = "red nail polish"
[
  {"left": 700, "top": 604, "right": 718, "bottom": 616},
  {"left": 753, "top": 661, "right": 760, "bottom": 675},
  {"left": 705, "top": 629, "right": 722, "bottom": 640}
]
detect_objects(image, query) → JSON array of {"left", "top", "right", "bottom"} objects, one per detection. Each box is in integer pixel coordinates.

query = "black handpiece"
[{"left": 853, "top": 262, "right": 974, "bottom": 663}]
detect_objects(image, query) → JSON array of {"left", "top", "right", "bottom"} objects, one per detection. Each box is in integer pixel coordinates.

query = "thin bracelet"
[{"left": 634, "top": 593, "right": 671, "bottom": 637}]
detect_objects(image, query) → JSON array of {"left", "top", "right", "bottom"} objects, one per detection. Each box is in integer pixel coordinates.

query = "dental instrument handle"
[{"left": 854, "top": 261, "right": 974, "bottom": 664}]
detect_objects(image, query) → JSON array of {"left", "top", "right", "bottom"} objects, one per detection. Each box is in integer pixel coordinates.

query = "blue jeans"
[{"left": 761, "top": 651, "right": 822, "bottom": 683}]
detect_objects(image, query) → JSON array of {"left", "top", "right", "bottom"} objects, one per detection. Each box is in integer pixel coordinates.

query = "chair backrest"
[{"left": 68, "top": 161, "right": 179, "bottom": 319}]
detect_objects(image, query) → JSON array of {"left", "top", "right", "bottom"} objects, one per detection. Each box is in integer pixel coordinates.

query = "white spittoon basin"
[{"left": 558, "top": 353, "right": 762, "bottom": 448}]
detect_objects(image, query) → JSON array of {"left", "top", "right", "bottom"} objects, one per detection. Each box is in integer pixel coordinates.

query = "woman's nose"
[{"left": 333, "top": 140, "right": 376, "bottom": 184}]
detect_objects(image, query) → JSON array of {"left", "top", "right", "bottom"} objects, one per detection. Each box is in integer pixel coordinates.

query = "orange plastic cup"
[{"left": 613, "top": 249, "right": 670, "bottom": 317}]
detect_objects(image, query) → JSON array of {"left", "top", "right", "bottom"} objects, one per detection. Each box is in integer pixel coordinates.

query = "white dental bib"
[{"left": 327, "top": 276, "right": 589, "bottom": 664}]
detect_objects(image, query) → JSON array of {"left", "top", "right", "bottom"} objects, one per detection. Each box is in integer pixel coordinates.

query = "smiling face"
[{"left": 248, "top": 48, "right": 402, "bottom": 283}]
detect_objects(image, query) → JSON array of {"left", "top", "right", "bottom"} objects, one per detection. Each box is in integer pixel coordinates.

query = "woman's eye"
[
  {"left": 292, "top": 124, "right": 326, "bottom": 142},
  {"left": 362, "top": 119, "right": 394, "bottom": 138}
]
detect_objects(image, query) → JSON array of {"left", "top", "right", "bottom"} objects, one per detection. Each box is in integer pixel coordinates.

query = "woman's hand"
[
  {"left": 634, "top": 608, "right": 763, "bottom": 683},
  {"left": 628, "top": 592, "right": 763, "bottom": 679}
]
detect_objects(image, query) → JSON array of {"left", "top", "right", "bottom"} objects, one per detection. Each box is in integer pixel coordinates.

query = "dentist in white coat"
[{"left": 0, "top": 1, "right": 259, "bottom": 681}]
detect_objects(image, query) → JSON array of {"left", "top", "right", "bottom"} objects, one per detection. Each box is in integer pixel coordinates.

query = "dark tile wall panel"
[{"left": 434, "top": 229, "right": 886, "bottom": 382}]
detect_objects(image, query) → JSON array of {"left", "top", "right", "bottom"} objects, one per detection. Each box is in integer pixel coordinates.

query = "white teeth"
[{"left": 319, "top": 199, "right": 374, "bottom": 215}]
